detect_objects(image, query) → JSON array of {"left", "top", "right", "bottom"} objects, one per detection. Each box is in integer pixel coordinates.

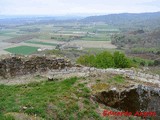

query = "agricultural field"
[
  {"left": 0, "top": 22, "right": 118, "bottom": 55},
  {"left": 5, "top": 46, "right": 39, "bottom": 55},
  {"left": 68, "top": 40, "right": 116, "bottom": 49}
]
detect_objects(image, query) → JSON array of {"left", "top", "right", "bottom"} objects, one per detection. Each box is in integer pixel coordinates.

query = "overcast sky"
[{"left": 0, "top": 0, "right": 160, "bottom": 15}]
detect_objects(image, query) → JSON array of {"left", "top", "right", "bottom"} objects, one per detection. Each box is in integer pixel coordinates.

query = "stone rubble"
[
  {"left": 44, "top": 66, "right": 160, "bottom": 86},
  {"left": 0, "top": 56, "right": 71, "bottom": 78},
  {"left": 93, "top": 84, "right": 160, "bottom": 119},
  {"left": 0, "top": 56, "right": 159, "bottom": 86}
]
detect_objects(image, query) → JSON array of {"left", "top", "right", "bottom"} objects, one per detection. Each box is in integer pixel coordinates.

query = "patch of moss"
[{"left": 91, "top": 83, "right": 109, "bottom": 92}]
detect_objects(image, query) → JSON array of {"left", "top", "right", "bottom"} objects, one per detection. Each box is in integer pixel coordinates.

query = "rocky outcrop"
[
  {"left": 75, "top": 67, "right": 160, "bottom": 86},
  {"left": 0, "top": 56, "right": 71, "bottom": 78},
  {"left": 93, "top": 85, "right": 160, "bottom": 119}
]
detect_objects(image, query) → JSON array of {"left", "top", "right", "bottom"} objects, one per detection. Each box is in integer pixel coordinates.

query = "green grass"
[
  {"left": 4, "top": 46, "right": 39, "bottom": 55},
  {"left": 130, "top": 57, "right": 154, "bottom": 67},
  {"left": 0, "top": 114, "right": 15, "bottom": 120},
  {"left": 0, "top": 77, "right": 103, "bottom": 120},
  {"left": 108, "top": 75, "right": 125, "bottom": 84},
  {"left": 25, "top": 41, "right": 58, "bottom": 46}
]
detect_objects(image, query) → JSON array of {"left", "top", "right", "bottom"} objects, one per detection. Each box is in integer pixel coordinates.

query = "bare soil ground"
[
  {"left": 0, "top": 42, "right": 14, "bottom": 55},
  {"left": 68, "top": 40, "right": 117, "bottom": 49}
]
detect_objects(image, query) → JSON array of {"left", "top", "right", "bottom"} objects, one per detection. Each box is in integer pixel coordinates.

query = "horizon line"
[{"left": 1, "top": 11, "right": 160, "bottom": 17}]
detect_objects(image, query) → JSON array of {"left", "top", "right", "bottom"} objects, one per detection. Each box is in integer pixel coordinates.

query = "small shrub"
[
  {"left": 154, "top": 59, "right": 160, "bottom": 66},
  {"left": 77, "top": 51, "right": 132, "bottom": 68},
  {"left": 95, "top": 51, "right": 115, "bottom": 68},
  {"left": 113, "top": 51, "right": 131, "bottom": 68},
  {"left": 77, "top": 55, "right": 95, "bottom": 66},
  {"left": 140, "top": 61, "right": 146, "bottom": 66},
  {"left": 130, "top": 57, "right": 154, "bottom": 67}
]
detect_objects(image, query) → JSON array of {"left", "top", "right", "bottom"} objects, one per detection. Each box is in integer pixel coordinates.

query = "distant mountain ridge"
[
  {"left": 81, "top": 12, "right": 160, "bottom": 22},
  {"left": 81, "top": 12, "right": 160, "bottom": 29}
]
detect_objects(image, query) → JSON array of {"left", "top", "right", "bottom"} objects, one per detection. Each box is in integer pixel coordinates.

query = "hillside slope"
[{"left": 81, "top": 12, "right": 160, "bottom": 30}]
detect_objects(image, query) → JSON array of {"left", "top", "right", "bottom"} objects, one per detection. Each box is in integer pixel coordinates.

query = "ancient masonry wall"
[{"left": 0, "top": 56, "right": 71, "bottom": 78}]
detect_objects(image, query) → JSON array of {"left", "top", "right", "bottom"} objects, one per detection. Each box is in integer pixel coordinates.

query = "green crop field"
[{"left": 5, "top": 46, "right": 39, "bottom": 55}]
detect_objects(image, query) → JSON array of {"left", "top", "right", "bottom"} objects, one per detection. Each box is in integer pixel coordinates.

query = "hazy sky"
[{"left": 0, "top": 0, "right": 160, "bottom": 15}]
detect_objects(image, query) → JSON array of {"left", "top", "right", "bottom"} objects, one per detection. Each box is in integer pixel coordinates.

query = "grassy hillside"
[{"left": 0, "top": 77, "right": 104, "bottom": 120}]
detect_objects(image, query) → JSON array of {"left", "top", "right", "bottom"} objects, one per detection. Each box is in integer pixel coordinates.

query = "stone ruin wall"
[
  {"left": 0, "top": 56, "right": 71, "bottom": 78},
  {"left": 0, "top": 55, "right": 160, "bottom": 83}
]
